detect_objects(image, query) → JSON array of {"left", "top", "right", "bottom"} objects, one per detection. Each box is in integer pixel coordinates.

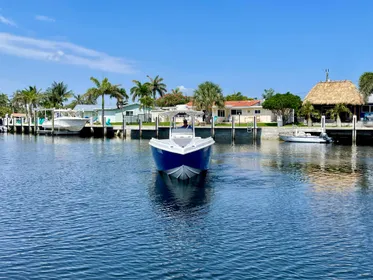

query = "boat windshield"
[
  {"left": 171, "top": 127, "right": 193, "bottom": 137},
  {"left": 54, "top": 111, "right": 82, "bottom": 118}
]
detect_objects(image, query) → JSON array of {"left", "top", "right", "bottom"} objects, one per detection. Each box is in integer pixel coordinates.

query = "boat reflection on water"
[{"left": 150, "top": 172, "right": 213, "bottom": 213}]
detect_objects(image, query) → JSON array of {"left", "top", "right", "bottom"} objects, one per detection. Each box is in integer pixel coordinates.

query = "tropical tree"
[
  {"left": 11, "top": 86, "right": 42, "bottom": 119},
  {"left": 147, "top": 75, "right": 167, "bottom": 101},
  {"left": 0, "top": 93, "right": 9, "bottom": 107},
  {"left": 0, "top": 93, "right": 11, "bottom": 117},
  {"left": 193, "top": 81, "right": 225, "bottom": 123},
  {"left": 85, "top": 77, "right": 125, "bottom": 128},
  {"left": 358, "top": 72, "right": 373, "bottom": 103},
  {"left": 130, "top": 80, "right": 151, "bottom": 102},
  {"left": 170, "top": 88, "right": 182, "bottom": 95},
  {"left": 155, "top": 92, "right": 190, "bottom": 107},
  {"left": 117, "top": 88, "right": 129, "bottom": 108},
  {"left": 66, "top": 94, "right": 86, "bottom": 109},
  {"left": 130, "top": 80, "right": 152, "bottom": 120},
  {"left": 225, "top": 91, "right": 252, "bottom": 101},
  {"left": 298, "top": 101, "right": 320, "bottom": 127},
  {"left": 328, "top": 103, "right": 352, "bottom": 127},
  {"left": 262, "top": 92, "right": 302, "bottom": 124},
  {"left": 262, "top": 88, "right": 275, "bottom": 100},
  {"left": 45, "top": 81, "right": 73, "bottom": 108}
]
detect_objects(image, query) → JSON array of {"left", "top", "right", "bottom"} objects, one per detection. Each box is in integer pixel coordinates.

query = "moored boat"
[
  {"left": 41, "top": 109, "right": 88, "bottom": 134},
  {"left": 279, "top": 129, "right": 332, "bottom": 143},
  {"left": 149, "top": 109, "right": 214, "bottom": 180}
]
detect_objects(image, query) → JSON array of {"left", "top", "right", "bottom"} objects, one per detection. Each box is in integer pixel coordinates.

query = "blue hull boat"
[
  {"left": 149, "top": 108, "right": 214, "bottom": 180},
  {"left": 151, "top": 144, "right": 212, "bottom": 179}
]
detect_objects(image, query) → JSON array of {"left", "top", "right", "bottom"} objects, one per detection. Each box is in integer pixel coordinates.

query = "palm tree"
[
  {"left": 130, "top": 80, "right": 151, "bottom": 102},
  {"left": 85, "top": 77, "right": 125, "bottom": 130},
  {"left": 66, "top": 94, "right": 85, "bottom": 109},
  {"left": 328, "top": 103, "right": 352, "bottom": 127},
  {"left": 171, "top": 88, "right": 182, "bottom": 95},
  {"left": 116, "top": 88, "right": 129, "bottom": 109},
  {"left": 299, "top": 101, "right": 320, "bottom": 127},
  {"left": 146, "top": 75, "right": 167, "bottom": 101},
  {"left": 11, "top": 86, "right": 42, "bottom": 119},
  {"left": 45, "top": 82, "right": 73, "bottom": 108},
  {"left": 193, "top": 81, "right": 225, "bottom": 123},
  {"left": 359, "top": 72, "right": 373, "bottom": 103},
  {"left": 130, "top": 80, "right": 152, "bottom": 121},
  {"left": 0, "top": 93, "right": 9, "bottom": 107}
]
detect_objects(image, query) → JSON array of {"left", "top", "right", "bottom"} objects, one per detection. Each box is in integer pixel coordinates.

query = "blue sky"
[{"left": 0, "top": 0, "right": 372, "bottom": 105}]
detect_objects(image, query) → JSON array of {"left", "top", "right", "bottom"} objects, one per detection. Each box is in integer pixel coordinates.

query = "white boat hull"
[
  {"left": 150, "top": 137, "right": 215, "bottom": 180},
  {"left": 42, "top": 117, "right": 88, "bottom": 132},
  {"left": 280, "top": 135, "right": 329, "bottom": 143}
]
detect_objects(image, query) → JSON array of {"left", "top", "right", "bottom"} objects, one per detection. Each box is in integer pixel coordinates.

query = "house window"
[
  {"left": 255, "top": 110, "right": 261, "bottom": 114},
  {"left": 231, "top": 109, "right": 242, "bottom": 115},
  {"left": 247, "top": 110, "right": 251, "bottom": 113},
  {"left": 126, "top": 111, "right": 134, "bottom": 116},
  {"left": 362, "top": 106, "right": 370, "bottom": 113},
  {"left": 218, "top": 110, "right": 225, "bottom": 117}
]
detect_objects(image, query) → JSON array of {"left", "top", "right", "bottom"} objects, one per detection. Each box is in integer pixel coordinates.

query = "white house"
[
  {"left": 74, "top": 103, "right": 151, "bottom": 123},
  {"left": 186, "top": 100, "right": 276, "bottom": 123}
]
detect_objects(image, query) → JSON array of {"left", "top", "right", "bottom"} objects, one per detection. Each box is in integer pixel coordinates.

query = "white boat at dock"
[
  {"left": 279, "top": 129, "right": 333, "bottom": 143},
  {"left": 41, "top": 109, "right": 88, "bottom": 134}
]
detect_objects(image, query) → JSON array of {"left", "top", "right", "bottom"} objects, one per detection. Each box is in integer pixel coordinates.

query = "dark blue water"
[{"left": 1, "top": 135, "right": 373, "bottom": 279}]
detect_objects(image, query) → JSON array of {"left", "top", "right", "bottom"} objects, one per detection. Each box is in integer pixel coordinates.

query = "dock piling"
[
  {"left": 122, "top": 113, "right": 126, "bottom": 139},
  {"left": 12, "top": 118, "right": 15, "bottom": 133},
  {"left": 232, "top": 117, "right": 235, "bottom": 144},
  {"left": 51, "top": 109, "right": 55, "bottom": 136},
  {"left": 321, "top": 115, "right": 326, "bottom": 133},
  {"left": 253, "top": 115, "right": 257, "bottom": 141},
  {"left": 211, "top": 116, "right": 215, "bottom": 138},
  {"left": 139, "top": 119, "right": 142, "bottom": 139},
  {"left": 155, "top": 117, "right": 159, "bottom": 139},
  {"left": 352, "top": 115, "right": 357, "bottom": 143}
]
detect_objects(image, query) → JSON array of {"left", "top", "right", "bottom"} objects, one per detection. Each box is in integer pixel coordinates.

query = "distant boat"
[
  {"left": 279, "top": 129, "right": 333, "bottom": 143},
  {"left": 362, "top": 113, "right": 373, "bottom": 127},
  {"left": 41, "top": 109, "right": 88, "bottom": 134},
  {"left": 149, "top": 108, "right": 214, "bottom": 180}
]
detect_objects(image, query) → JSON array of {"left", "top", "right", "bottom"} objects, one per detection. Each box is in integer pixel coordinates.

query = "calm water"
[{"left": 1, "top": 135, "right": 373, "bottom": 279}]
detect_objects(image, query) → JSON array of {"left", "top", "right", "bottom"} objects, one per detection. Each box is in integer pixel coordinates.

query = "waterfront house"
[
  {"left": 304, "top": 80, "right": 364, "bottom": 121},
  {"left": 74, "top": 103, "right": 151, "bottom": 124},
  {"left": 185, "top": 100, "right": 275, "bottom": 123}
]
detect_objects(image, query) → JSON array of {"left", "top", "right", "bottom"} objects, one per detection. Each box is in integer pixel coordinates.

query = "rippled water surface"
[{"left": 1, "top": 134, "right": 373, "bottom": 279}]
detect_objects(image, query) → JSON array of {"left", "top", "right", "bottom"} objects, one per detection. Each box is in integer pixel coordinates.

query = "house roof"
[
  {"left": 304, "top": 80, "right": 364, "bottom": 105},
  {"left": 186, "top": 100, "right": 261, "bottom": 108},
  {"left": 224, "top": 100, "right": 261, "bottom": 107},
  {"left": 11, "top": 113, "right": 26, "bottom": 118}
]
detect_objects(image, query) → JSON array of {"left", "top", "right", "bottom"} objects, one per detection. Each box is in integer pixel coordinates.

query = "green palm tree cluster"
[
  {"left": 359, "top": 72, "right": 373, "bottom": 103},
  {"left": 298, "top": 101, "right": 320, "bottom": 127},
  {"left": 193, "top": 81, "right": 225, "bottom": 123},
  {"left": 328, "top": 103, "right": 352, "bottom": 127},
  {"left": 84, "top": 77, "right": 127, "bottom": 127},
  {"left": 45, "top": 82, "right": 73, "bottom": 108},
  {"left": 12, "top": 86, "right": 42, "bottom": 119},
  {"left": 0, "top": 93, "right": 11, "bottom": 117}
]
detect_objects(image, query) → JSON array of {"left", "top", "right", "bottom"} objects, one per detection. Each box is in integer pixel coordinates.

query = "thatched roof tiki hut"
[{"left": 304, "top": 80, "right": 364, "bottom": 121}]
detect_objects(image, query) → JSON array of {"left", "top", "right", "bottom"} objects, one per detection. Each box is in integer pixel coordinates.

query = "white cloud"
[
  {"left": 35, "top": 15, "right": 55, "bottom": 22},
  {"left": 0, "top": 32, "right": 136, "bottom": 74},
  {"left": 177, "top": 85, "right": 193, "bottom": 95},
  {"left": 0, "top": 15, "right": 17, "bottom": 27}
]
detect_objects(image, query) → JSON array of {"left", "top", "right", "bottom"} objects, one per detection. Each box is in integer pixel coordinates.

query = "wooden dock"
[{"left": 3, "top": 115, "right": 373, "bottom": 145}]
